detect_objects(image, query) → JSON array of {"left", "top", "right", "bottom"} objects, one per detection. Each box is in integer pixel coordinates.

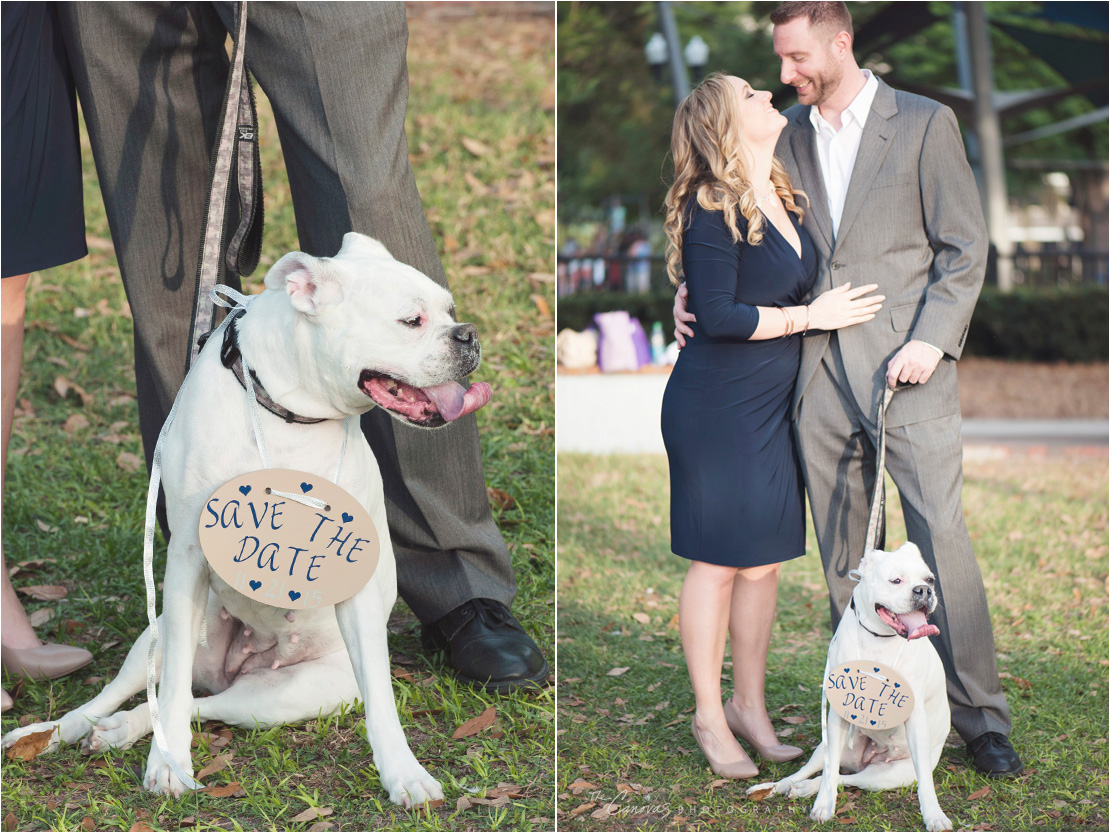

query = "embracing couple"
[{"left": 661, "top": 2, "right": 1021, "bottom": 782}]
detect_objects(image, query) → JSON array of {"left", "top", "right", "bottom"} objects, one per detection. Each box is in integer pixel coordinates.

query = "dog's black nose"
[
  {"left": 913, "top": 584, "right": 933, "bottom": 601},
  {"left": 452, "top": 323, "right": 478, "bottom": 345}
]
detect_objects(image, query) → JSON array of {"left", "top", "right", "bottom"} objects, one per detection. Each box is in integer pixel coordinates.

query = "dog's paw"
[
  {"left": 923, "top": 810, "right": 952, "bottom": 831},
  {"left": 84, "top": 711, "right": 140, "bottom": 753},
  {"left": 144, "top": 746, "right": 196, "bottom": 798},
  {"left": 786, "top": 778, "right": 821, "bottom": 799},
  {"left": 379, "top": 758, "right": 443, "bottom": 808},
  {"left": 2, "top": 721, "right": 61, "bottom": 754},
  {"left": 809, "top": 793, "right": 836, "bottom": 823}
]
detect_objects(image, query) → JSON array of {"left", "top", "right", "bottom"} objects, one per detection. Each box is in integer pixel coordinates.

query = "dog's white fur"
[
  {"left": 748, "top": 542, "right": 952, "bottom": 832},
  {"left": 1, "top": 233, "right": 485, "bottom": 806}
]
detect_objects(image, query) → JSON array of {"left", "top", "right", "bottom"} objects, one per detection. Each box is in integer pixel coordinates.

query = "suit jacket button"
[{"left": 831, "top": 261, "right": 842, "bottom": 270}]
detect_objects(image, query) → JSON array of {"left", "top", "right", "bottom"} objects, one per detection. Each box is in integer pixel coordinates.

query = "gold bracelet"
[
  {"left": 802, "top": 304, "right": 810, "bottom": 335},
  {"left": 782, "top": 305, "right": 795, "bottom": 336}
]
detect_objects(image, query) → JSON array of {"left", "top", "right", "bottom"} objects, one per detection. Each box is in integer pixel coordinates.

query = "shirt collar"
[{"left": 809, "top": 69, "right": 879, "bottom": 133}]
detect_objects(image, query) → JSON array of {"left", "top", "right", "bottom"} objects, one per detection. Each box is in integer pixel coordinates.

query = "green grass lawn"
[
  {"left": 1, "top": 11, "right": 554, "bottom": 832},
  {"left": 557, "top": 452, "right": 1109, "bottom": 831}
]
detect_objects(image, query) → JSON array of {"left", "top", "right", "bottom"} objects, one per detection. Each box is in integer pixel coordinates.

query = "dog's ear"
[
  {"left": 895, "top": 541, "right": 923, "bottom": 560},
  {"left": 858, "top": 549, "right": 879, "bottom": 576},
  {"left": 338, "top": 232, "right": 393, "bottom": 261},
  {"left": 265, "top": 252, "right": 343, "bottom": 316}
]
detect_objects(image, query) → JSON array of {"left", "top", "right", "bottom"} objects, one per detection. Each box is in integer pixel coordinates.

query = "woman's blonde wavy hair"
[{"left": 663, "top": 73, "right": 807, "bottom": 287}]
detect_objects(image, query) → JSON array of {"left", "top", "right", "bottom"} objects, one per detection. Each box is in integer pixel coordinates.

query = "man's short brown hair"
[{"left": 770, "top": 2, "right": 854, "bottom": 43}]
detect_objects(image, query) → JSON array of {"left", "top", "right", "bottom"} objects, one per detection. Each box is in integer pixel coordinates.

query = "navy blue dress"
[{"left": 661, "top": 202, "right": 817, "bottom": 567}]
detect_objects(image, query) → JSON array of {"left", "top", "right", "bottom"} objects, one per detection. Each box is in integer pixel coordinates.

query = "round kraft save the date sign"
[
  {"left": 198, "top": 469, "right": 379, "bottom": 610},
  {"left": 824, "top": 659, "right": 915, "bottom": 730}
]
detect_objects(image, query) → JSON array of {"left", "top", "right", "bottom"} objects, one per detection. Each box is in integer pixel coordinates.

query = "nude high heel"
[
  {"left": 691, "top": 715, "right": 759, "bottom": 779},
  {"left": 1, "top": 643, "right": 93, "bottom": 680},
  {"left": 724, "top": 697, "right": 803, "bottom": 762}
]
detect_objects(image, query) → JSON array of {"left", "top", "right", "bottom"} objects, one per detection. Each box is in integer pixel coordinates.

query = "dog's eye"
[
  {"left": 926, "top": 577, "right": 935, "bottom": 585},
  {"left": 889, "top": 578, "right": 902, "bottom": 585},
  {"left": 400, "top": 316, "right": 423, "bottom": 328}
]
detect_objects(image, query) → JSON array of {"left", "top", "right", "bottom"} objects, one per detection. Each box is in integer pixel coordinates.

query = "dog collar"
[
  {"left": 202, "top": 309, "right": 327, "bottom": 425},
  {"left": 850, "top": 598, "right": 897, "bottom": 639}
]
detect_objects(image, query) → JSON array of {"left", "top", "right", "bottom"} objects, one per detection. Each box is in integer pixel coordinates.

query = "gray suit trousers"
[
  {"left": 56, "top": 1, "right": 515, "bottom": 622},
  {"left": 796, "top": 338, "right": 1011, "bottom": 741}
]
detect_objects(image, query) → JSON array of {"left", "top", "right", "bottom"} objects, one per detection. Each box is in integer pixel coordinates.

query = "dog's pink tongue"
[
  {"left": 424, "top": 381, "right": 492, "bottom": 422},
  {"left": 900, "top": 609, "right": 939, "bottom": 640}
]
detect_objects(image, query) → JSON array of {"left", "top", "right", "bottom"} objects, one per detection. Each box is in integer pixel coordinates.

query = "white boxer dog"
[
  {"left": 2, "top": 232, "right": 492, "bottom": 806},
  {"left": 749, "top": 542, "right": 952, "bottom": 832}
]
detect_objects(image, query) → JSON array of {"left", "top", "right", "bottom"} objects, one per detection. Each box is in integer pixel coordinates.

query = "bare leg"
[
  {"left": 1, "top": 274, "right": 41, "bottom": 652},
  {"left": 727, "top": 562, "right": 781, "bottom": 747},
  {"left": 678, "top": 559, "right": 750, "bottom": 765}
]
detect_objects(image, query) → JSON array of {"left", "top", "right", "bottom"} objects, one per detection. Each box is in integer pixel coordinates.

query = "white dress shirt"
[
  {"left": 810, "top": 69, "right": 943, "bottom": 358},
  {"left": 809, "top": 68, "right": 878, "bottom": 240}
]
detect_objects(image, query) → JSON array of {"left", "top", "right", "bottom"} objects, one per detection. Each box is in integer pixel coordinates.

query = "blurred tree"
[{"left": 559, "top": 0, "right": 1107, "bottom": 244}]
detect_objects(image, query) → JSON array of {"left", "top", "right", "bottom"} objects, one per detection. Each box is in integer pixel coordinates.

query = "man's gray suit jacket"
[{"left": 777, "top": 78, "right": 987, "bottom": 427}]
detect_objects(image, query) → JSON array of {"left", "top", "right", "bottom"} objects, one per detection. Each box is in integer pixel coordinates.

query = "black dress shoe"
[
  {"left": 421, "top": 598, "right": 550, "bottom": 693},
  {"left": 967, "top": 732, "right": 1023, "bottom": 778}
]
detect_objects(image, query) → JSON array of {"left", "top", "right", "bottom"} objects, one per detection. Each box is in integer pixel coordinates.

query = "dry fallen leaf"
[
  {"left": 64, "top": 414, "right": 90, "bottom": 433},
  {"left": 590, "top": 802, "right": 617, "bottom": 821},
  {"left": 54, "top": 376, "right": 92, "bottom": 405},
  {"left": 18, "top": 584, "right": 68, "bottom": 601},
  {"left": 117, "top": 451, "right": 144, "bottom": 473},
  {"left": 568, "top": 802, "right": 596, "bottom": 818},
  {"left": 307, "top": 824, "right": 335, "bottom": 833},
  {"left": 128, "top": 824, "right": 154, "bottom": 832},
  {"left": 29, "top": 608, "right": 55, "bottom": 627},
  {"left": 632, "top": 612, "right": 651, "bottom": 625},
  {"left": 567, "top": 779, "right": 597, "bottom": 795},
  {"left": 486, "top": 487, "right": 516, "bottom": 510},
  {"left": 34, "top": 520, "right": 59, "bottom": 534},
  {"left": 3, "top": 813, "right": 17, "bottom": 831},
  {"left": 290, "top": 807, "right": 333, "bottom": 823},
  {"left": 781, "top": 715, "right": 807, "bottom": 725},
  {"left": 456, "top": 796, "right": 473, "bottom": 811},
  {"left": 531, "top": 294, "right": 551, "bottom": 318},
  {"left": 460, "top": 136, "right": 491, "bottom": 157},
  {"left": 452, "top": 706, "right": 497, "bottom": 739},
  {"left": 80, "top": 817, "right": 96, "bottom": 832},
  {"left": 998, "top": 672, "right": 1032, "bottom": 690},
  {"left": 606, "top": 667, "right": 630, "bottom": 677},
  {"left": 196, "top": 752, "right": 234, "bottom": 779},
  {"left": 201, "top": 781, "right": 241, "bottom": 797},
  {"left": 747, "top": 786, "right": 773, "bottom": 802},
  {"left": 968, "top": 785, "right": 991, "bottom": 801},
  {"left": 5, "top": 728, "right": 55, "bottom": 762}
]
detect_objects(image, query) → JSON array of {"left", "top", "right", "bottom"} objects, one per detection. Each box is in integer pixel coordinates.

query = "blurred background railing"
[{"left": 558, "top": 247, "right": 1109, "bottom": 299}]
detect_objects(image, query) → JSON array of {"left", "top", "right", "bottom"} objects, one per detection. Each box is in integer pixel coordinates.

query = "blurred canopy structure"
[{"left": 558, "top": 0, "right": 1108, "bottom": 289}]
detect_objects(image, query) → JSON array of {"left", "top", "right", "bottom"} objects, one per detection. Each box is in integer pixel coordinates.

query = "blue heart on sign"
[
  {"left": 844, "top": 667, "right": 850, "bottom": 673},
  {"left": 870, "top": 720, "right": 877, "bottom": 725},
  {"left": 894, "top": 683, "right": 900, "bottom": 688},
  {"left": 239, "top": 485, "right": 251, "bottom": 496},
  {"left": 342, "top": 512, "right": 354, "bottom": 523},
  {"left": 289, "top": 590, "right": 301, "bottom": 602},
  {"left": 249, "top": 580, "right": 261, "bottom": 591},
  {"left": 873, "top": 667, "right": 880, "bottom": 673},
  {"left": 300, "top": 482, "right": 313, "bottom": 493},
  {"left": 851, "top": 714, "right": 858, "bottom": 720}
]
